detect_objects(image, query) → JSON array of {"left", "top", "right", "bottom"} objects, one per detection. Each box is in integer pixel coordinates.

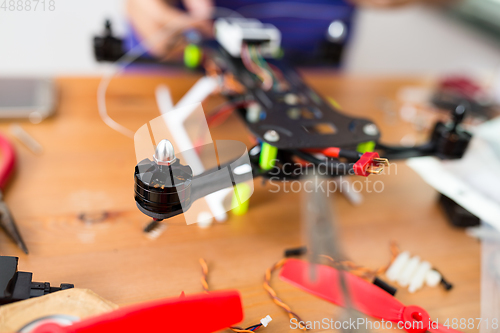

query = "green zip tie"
[
  {"left": 231, "top": 183, "right": 252, "bottom": 216},
  {"left": 259, "top": 143, "right": 278, "bottom": 171},
  {"left": 184, "top": 44, "right": 202, "bottom": 69},
  {"left": 357, "top": 141, "right": 376, "bottom": 153}
]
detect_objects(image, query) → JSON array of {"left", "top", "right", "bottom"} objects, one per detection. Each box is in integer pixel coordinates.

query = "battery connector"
[{"left": 353, "top": 152, "right": 389, "bottom": 177}]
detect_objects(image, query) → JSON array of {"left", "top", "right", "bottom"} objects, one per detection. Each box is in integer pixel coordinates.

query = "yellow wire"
[
  {"left": 263, "top": 259, "right": 307, "bottom": 331},
  {"left": 199, "top": 258, "right": 262, "bottom": 333}
]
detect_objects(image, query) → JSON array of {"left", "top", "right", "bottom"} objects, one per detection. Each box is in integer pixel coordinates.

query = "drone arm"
[{"left": 190, "top": 160, "right": 255, "bottom": 203}]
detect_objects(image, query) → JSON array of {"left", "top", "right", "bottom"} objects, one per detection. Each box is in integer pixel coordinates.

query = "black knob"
[{"left": 451, "top": 102, "right": 467, "bottom": 133}]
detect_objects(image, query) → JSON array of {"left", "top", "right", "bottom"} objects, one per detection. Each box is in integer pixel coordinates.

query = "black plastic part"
[
  {"left": 284, "top": 246, "right": 308, "bottom": 257},
  {"left": 432, "top": 268, "right": 454, "bottom": 291},
  {"left": 242, "top": 37, "right": 271, "bottom": 45},
  {"left": 93, "top": 20, "right": 125, "bottom": 62},
  {"left": 143, "top": 218, "right": 163, "bottom": 233},
  {"left": 190, "top": 159, "right": 255, "bottom": 202},
  {"left": 318, "top": 40, "right": 345, "bottom": 66},
  {"left": 439, "top": 194, "right": 480, "bottom": 227},
  {"left": 216, "top": 48, "right": 380, "bottom": 149},
  {"left": 430, "top": 104, "right": 472, "bottom": 159},
  {"left": 372, "top": 277, "right": 397, "bottom": 296},
  {"left": 440, "top": 277, "right": 454, "bottom": 291},
  {"left": 134, "top": 158, "right": 194, "bottom": 220},
  {"left": 0, "top": 256, "right": 74, "bottom": 305},
  {"left": 0, "top": 256, "right": 18, "bottom": 300}
]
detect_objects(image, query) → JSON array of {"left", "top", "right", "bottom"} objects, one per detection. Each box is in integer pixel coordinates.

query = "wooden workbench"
[{"left": 0, "top": 72, "right": 480, "bottom": 332}]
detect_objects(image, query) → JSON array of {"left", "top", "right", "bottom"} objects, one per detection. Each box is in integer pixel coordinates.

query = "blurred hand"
[{"left": 127, "top": 0, "right": 214, "bottom": 57}]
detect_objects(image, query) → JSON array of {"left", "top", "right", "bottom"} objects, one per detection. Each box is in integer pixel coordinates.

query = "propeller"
[
  {"left": 280, "top": 259, "right": 462, "bottom": 333},
  {"left": 30, "top": 290, "right": 243, "bottom": 333}
]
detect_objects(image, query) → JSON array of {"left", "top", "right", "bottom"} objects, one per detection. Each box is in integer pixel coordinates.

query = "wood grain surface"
[{"left": 0, "top": 72, "right": 480, "bottom": 332}]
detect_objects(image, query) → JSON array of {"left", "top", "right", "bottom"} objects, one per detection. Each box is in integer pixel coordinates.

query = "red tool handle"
[
  {"left": 32, "top": 290, "right": 243, "bottom": 333},
  {"left": 280, "top": 259, "right": 461, "bottom": 333}
]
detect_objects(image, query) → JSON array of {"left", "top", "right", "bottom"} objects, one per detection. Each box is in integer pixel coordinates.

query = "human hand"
[{"left": 127, "top": 0, "right": 214, "bottom": 57}]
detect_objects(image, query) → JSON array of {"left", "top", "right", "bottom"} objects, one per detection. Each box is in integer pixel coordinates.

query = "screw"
[
  {"left": 264, "top": 130, "right": 280, "bottom": 142},
  {"left": 363, "top": 124, "right": 379, "bottom": 136}
]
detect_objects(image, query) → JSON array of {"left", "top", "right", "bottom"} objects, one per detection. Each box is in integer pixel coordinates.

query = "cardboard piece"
[{"left": 0, "top": 288, "right": 117, "bottom": 333}]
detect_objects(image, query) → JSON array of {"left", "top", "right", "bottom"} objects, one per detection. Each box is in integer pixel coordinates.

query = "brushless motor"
[
  {"left": 431, "top": 103, "right": 471, "bottom": 159},
  {"left": 134, "top": 140, "right": 193, "bottom": 220}
]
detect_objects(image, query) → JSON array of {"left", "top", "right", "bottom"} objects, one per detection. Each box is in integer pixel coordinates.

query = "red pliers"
[{"left": 0, "top": 133, "right": 28, "bottom": 254}]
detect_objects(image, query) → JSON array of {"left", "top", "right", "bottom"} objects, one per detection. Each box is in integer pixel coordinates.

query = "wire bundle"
[
  {"left": 241, "top": 44, "right": 274, "bottom": 91},
  {"left": 320, "top": 242, "right": 400, "bottom": 280},
  {"left": 192, "top": 100, "right": 250, "bottom": 152},
  {"left": 263, "top": 259, "right": 307, "bottom": 331},
  {"left": 199, "top": 258, "right": 264, "bottom": 332},
  {"left": 206, "top": 101, "right": 250, "bottom": 128}
]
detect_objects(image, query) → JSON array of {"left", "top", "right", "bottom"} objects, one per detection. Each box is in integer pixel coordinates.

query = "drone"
[{"left": 94, "top": 18, "right": 472, "bottom": 226}]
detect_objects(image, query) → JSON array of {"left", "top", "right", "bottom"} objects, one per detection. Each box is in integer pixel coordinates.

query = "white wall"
[
  {"left": 0, "top": 2, "right": 499, "bottom": 76},
  {"left": 0, "top": 0, "right": 126, "bottom": 76},
  {"left": 345, "top": 4, "right": 500, "bottom": 75}
]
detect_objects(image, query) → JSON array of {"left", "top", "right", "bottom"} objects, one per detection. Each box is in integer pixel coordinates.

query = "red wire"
[
  {"left": 207, "top": 107, "right": 235, "bottom": 127},
  {"left": 305, "top": 147, "right": 340, "bottom": 158},
  {"left": 206, "top": 102, "right": 250, "bottom": 127},
  {"left": 193, "top": 102, "right": 250, "bottom": 153}
]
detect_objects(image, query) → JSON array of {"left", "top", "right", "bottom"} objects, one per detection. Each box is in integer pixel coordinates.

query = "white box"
[{"left": 214, "top": 18, "right": 281, "bottom": 58}]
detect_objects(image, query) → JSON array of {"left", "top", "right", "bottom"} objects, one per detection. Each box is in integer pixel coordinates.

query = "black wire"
[
  {"left": 230, "top": 323, "right": 263, "bottom": 331},
  {"left": 376, "top": 142, "right": 434, "bottom": 153},
  {"left": 338, "top": 149, "right": 362, "bottom": 161},
  {"left": 246, "top": 324, "right": 263, "bottom": 330},
  {"left": 375, "top": 142, "right": 436, "bottom": 160}
]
